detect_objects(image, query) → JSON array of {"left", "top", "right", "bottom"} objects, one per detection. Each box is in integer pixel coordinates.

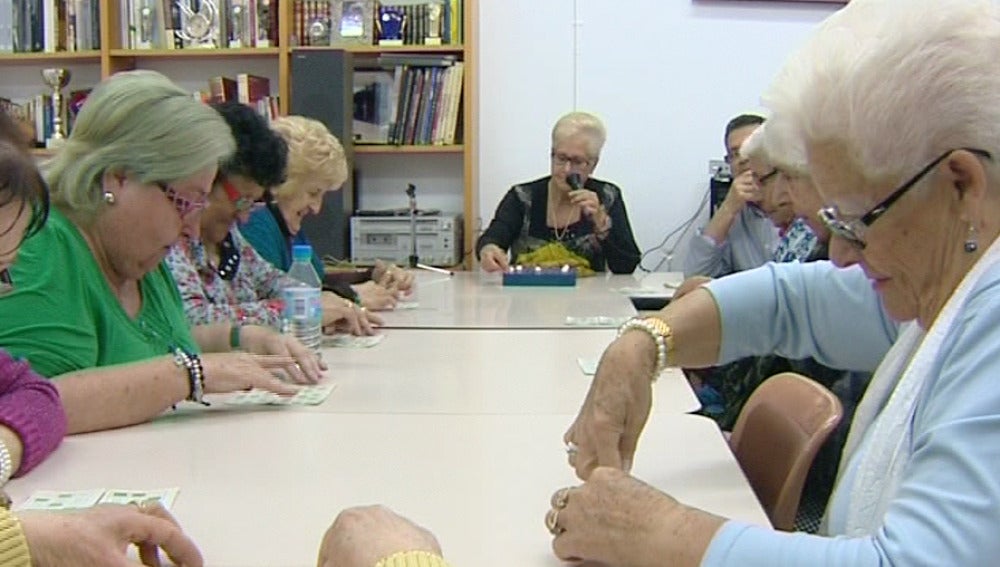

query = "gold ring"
[
  {"left": 552, "top": 487, "right": 570, "bottom": 509},
  {"left": 545, "top": 507, "right": 564, "bottom": 536}
]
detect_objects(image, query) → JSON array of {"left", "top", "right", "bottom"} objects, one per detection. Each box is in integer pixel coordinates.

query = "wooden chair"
[{"left": 728, "top": 372, "right": 844, "bottom": 531}]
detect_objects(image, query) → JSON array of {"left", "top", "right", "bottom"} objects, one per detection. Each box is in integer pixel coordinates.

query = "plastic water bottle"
[{"left": 282, "top": 244, "right": 323, "bottom": 354}]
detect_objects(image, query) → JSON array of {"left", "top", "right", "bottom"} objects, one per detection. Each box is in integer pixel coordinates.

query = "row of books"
[
  {"left": 122, "top": 0, "right": 279, "bottom": 50},
  {"left": 0, "top": 0, "right": 100, "bottom": 53},
  {"left": 196, "top": 73, "right": 279, "bottom": 121},
  {"left": 290, "top": 0, "right": 463, "bottom": 48},
  {"left": 353, "top": 56, "right": 463, "bottom": 146},
  {"left": 1, "top": 90, "right": 90, "bottom": 146}
]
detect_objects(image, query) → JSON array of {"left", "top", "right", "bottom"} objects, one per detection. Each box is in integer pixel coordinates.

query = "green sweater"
[{"left": 0, "top": 209, "right": 197, "bottom": 378}]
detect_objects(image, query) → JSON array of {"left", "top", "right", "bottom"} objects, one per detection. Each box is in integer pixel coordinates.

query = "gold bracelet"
[
  {"left": 617, "top": 317, "right": 673, "bottom": 380},
  {"left": 375, "top": 550, "right": 449, "bottom": 567}
]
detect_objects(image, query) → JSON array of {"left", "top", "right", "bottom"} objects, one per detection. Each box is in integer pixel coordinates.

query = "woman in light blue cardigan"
[{"left": 554, "top": 1, "right": 1000, "bottom": 565}]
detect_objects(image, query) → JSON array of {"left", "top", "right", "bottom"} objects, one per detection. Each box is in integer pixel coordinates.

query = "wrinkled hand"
[
  {"left": 19, "top": 503, "right": 203, "bottom": 567},
  {"left": 372, "top": 260, "right": 416, "bottom": 293},
  {"left": 200, "top": 352, "right": 302, "bottom": 395},
  {"left": 354, "top": 281, "right": 398, "bottom": 311},
  {"left": 721, "top": 170, "right": 761, "bottom": 211},
  {"left": 549, "top": 468, "right": 681, "bottom": 567},
  {"left": 317, "top": 505, "right": 441, "bottom": 567},
  {"left": 479, "top": 244, "right": 509, "bottom": 272},
  {"left": 321, "top": 292, "right": 382, "bottom": 336},
  {"left": 672, "top": 276, "right": 712, "bottom": 301},
  {"left": 563, "top": 332, "right": 656, "bottom": 479},
  {"left": 239, "top": 325, "right": 325, "bottom": 384}
]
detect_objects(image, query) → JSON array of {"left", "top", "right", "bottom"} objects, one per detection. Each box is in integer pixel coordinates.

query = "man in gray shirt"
[{"left": 684, "top": 114, "right": 779, "bottom": 278}]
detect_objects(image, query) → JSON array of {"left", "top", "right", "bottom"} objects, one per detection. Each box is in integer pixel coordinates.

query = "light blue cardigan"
[{"left": 700, "top": 260, "right": 1000, "bottom": 566}]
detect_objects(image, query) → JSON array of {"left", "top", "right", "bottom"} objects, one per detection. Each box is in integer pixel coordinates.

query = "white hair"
[
  {"left": 766, "top": 0, "right": 1000, "bottom": 184},
  {"left": 551, "top": 111, "right": 607, "bottom": 158}
]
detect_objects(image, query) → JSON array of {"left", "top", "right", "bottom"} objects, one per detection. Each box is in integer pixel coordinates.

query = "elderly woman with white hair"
[
  {"left": 0, "top": 71, "right": 322, "bottom": 435},
  {"left": 476, "top": 111, "right": 641, "bottom": 274},
  {"left": 552, "top": 0, "right": 1000, "bottom": 564}
]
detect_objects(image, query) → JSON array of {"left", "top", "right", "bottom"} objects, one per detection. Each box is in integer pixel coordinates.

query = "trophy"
[
  {"left": 40, "top": 68, "right": 71, "bottom": 148},
  {"left": 175, "top": 0, "right": 220, "bottom": 48},
  {"left": 377, "top": 6, "right": 405, "bottom": 46},
  {"left": 425, "top": 3, "right": 442, "bottom": 46}
]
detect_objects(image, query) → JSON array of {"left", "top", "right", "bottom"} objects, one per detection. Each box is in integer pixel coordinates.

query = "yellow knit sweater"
[{"left": 0, "top": 510, "right": 30, "bottom": 567}]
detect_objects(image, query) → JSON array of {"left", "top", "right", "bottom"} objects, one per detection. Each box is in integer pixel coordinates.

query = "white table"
[
  {"left": 316, "top": 329, "right": 701, "bottom": 415},
  {"left": 381, "top": 271, "right": 637, "bottom": 329},
  {"left": 7, "top": 412, "right": 767, "bottom": 567}
]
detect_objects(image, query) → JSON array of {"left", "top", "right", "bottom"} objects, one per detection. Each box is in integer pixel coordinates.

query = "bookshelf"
[{"left": 4, "top": 0, "right": 478, "bottom": 267}]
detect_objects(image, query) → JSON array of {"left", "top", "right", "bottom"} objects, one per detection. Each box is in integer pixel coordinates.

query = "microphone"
[{"left": 566, "top": 172, "right": 583, "bottom": 190}]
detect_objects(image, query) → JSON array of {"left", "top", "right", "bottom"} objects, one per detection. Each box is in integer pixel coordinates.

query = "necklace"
[{"left": 548, "top": 183, "right": 576, "bottom": 242}]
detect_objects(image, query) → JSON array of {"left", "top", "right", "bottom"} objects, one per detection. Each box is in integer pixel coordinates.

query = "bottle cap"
[{"left": 292, "top": 244, "right": 313, "bottom": 262}]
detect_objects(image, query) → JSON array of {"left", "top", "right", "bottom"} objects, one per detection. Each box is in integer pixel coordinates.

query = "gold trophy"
[{"left": 40, "top": 68, "right": 71, "bottom": 149}]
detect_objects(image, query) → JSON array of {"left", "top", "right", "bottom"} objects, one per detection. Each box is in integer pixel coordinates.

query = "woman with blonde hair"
[
  {"left": 477, "top": 111, "right": 640, "bottom": 274},
  {"left": 241, "top": 115, "right": 411, "bottom": 313},
  {"left": 0, "top": 71, "right": 321, "bottom": 435}
]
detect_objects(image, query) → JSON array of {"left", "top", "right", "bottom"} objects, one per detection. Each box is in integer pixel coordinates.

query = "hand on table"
[
  {"left": 563, "top": 331, "right": 657, "bottom": 479},
  {"left": 239, "top": 325, "right": 325, "bottom": 383},
  {"left": 372, "top": 260, "right": 416, "bottom": 293},
  {"left": 321, "top": 292, "right": 381, "bottom": 336},
  {"left": 547, "top": 467, "right": 684, "bottom": 567},
  {"left": 353, "top": 281, "right": 399, "bottom": 311},
  {"left": 479, "top": 244, "right": 509, "bottom": 272},
  {"left": 19, "top": 502, "right": 203, "bottom": 567},
  {"left": 317, "top": 505, "right": 442, "bottom": 567}
]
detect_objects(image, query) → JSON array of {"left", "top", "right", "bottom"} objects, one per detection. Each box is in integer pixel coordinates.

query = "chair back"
[{"left": 729, "top": 372, "right": 844, "bottom": 531}]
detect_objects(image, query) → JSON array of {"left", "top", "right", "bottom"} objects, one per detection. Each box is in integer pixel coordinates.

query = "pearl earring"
[
  {"left": 102, "top": 191, "right": 116, "bottom": 205},
  {"left": 964, "top": 224, "right": 979, "bottom": 254}
]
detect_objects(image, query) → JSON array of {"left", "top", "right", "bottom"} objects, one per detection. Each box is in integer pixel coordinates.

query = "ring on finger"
[
  {"left": 552, "top": 487, "right": 571, "bottom": 510},
  {"left": 545, "top": 508, "right": 564, "bottom": 536}
]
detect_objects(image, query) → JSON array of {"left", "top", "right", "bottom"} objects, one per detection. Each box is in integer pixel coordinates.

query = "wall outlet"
[{"left": 708, "top": 159, "right": 729, "bottom": 178}]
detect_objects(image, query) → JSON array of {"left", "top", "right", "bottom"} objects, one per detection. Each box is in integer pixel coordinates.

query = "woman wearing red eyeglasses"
[{"left": 166, "top": 102, "right": 379, "bottom": 336}]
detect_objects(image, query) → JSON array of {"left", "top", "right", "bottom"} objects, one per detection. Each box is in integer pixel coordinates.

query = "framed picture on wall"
[{"left": 331, "top": 0, "right": 376, "bottom": 45}]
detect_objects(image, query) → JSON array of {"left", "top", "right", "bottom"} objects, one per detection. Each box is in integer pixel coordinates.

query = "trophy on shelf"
[
  {"left": 425, "top": 3, "right": 442, "bottom": 46},
  {"left": 40, "top": 68, "right": 71, "bottom": 149},
  {"left": 175, "top": 0, "right": 220, "bottom": 48},
  {"left": 376, "top": 5, "right": 405, "bottom": 46}
]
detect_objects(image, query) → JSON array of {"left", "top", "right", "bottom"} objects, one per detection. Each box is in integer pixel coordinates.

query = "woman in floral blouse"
[{"left": 166, "top": 102, "right": 379, "bottom": 336}]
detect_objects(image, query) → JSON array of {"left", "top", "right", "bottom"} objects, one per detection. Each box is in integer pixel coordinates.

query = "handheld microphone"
[{"left": 566, "top": 172, "right": 583, "bottom": 190}]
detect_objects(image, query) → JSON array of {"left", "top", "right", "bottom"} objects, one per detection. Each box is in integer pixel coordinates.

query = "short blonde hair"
[
  {"left": 45, "top": 70, "right": 234, "bottom": 221},
  {"left": 551, "top": 112, "right": 607, "bottom": 159},
  {"left": 269, "top": 116, "right": 348, "bottom": 200}
]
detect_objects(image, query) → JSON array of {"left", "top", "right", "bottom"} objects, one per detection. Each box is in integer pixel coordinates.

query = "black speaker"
[
  {"left": 289, "top": 48, "right": 356, "bottom": 262},
  {"left": 709, "top": 170, "right": 733, "bottom": 217}
]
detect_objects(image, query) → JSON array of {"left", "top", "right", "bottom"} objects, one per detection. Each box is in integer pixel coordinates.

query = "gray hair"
[
  {"left": 766, "top": 0, "right": 1000, "bottom": 185},
  {"left": 45, "top": 70, "right": 235, "bottom": 221},
  {"left": 551, "top": 111, "right": 607, "bottom": 159}
]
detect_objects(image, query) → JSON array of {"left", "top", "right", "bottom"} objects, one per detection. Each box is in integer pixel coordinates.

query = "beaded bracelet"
[
  {"left": 617, "top": 317, "right": 673, "bottom": 380},
  {"left": 172, "top": 349, "right": 209, "bottom": 406}
]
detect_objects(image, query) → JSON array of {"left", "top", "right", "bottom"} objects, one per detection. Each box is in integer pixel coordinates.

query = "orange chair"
[{"left": 728, "top": 372, "right": 844, "bottom": 531}]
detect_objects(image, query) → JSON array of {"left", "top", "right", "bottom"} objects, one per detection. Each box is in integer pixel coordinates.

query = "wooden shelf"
[
  {"left": 107, "top": 47, "right": 280, "bottom": 58},
  {"left": 355, "top": 144, "right": 464, "bottom": 155},
  {"left": 294, "top": 44, "right": 464, "bottom": 54},
  {"left": 0, "top": 51, "right": 101, "bottom": 63}
]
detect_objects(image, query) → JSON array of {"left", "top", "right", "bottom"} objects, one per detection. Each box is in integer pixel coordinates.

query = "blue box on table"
[{"left": 502, "top": 266, "right": 578, "bottom": 287}]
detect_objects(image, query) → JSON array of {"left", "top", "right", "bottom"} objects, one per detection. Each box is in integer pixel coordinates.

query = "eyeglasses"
[
  {"left": 0, "top": 269, "right": 12, "bottom": 296},
  {"left": 221, "top": 180, "right": 264, "bottom": 214},
  {"left": 818, "top": 147, "right": 992, "bottom": 249},
  {"left": 754, "top": 168, "right": 779, "bottom": 187},
  {"left": 156, "top": 182, "right": 209, "bottom": 219},
  {"left": 551, "top": 152, "right": 594, "bottom": 169}
]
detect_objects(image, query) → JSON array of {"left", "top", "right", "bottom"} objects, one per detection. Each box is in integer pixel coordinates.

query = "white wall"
[{"left": 476, "top": 0, "right": 841, "bottom": 271}]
